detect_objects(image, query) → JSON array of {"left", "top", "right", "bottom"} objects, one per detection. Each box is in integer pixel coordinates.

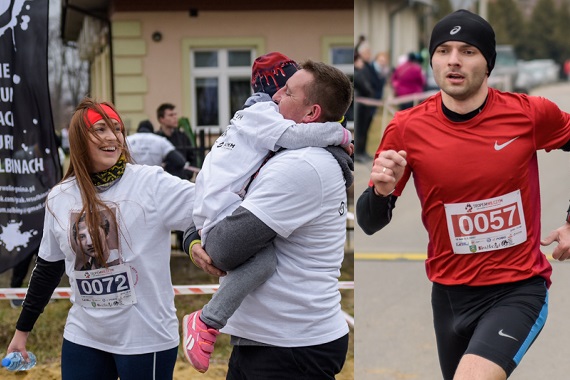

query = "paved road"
[{"left": 354, "top": 83, "right": 570, "bottom": 379}]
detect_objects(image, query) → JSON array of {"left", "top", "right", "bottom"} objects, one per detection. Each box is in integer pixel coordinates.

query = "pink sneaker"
[{"left": 183, "top": 310, "right": 220, "bottom": 373}]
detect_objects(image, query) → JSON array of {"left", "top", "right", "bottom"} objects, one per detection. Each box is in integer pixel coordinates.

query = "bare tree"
[{"left": 47, "top": 3, "right": 89, "bottom": 132}]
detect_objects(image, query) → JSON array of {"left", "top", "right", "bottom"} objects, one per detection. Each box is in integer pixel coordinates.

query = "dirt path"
[{"left": 3, "top": 356, "right": 354, "bottom": 379}]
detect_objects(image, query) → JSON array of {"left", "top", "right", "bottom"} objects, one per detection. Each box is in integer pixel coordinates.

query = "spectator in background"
[
  {"left": 564, "top": 59, "right": 570, "bottom": 81},
  {"left": 391, "top": 52, "right": 426, "bottom": 110},
  {"left": 373, "top": 52, "right": 391, "bottom": 94},
  {"left": 156, "top": 103, "right": 195, "bottom": 180},
  {"left": 127, "top": 120, "right": 186, "bottom": 177},
  {"left": 354, "top": 36, "right": 383, "bottom": 163},
  {"left": 354, "top": 54, "right": 375, "bottom": 107}
]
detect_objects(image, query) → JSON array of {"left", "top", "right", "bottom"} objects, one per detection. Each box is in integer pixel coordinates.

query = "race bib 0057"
[{"left": 444, "top": 190, "right": 527, "bottom": 254}]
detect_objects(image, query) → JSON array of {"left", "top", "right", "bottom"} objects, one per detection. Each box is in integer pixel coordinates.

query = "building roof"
[
  {"left": 61, "top": 0, "right": 353, "bottom": 43},
  {"left": 61, "top": 0, "right": 109, "bottom": 43}
]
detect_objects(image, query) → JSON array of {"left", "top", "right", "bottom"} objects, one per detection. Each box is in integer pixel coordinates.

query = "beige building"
[
  {"left": 354, "top": 0, "right": 433, "bottom": 69},
  {"left": 61, "top": 1, "right": 354, "bottom": 136}
]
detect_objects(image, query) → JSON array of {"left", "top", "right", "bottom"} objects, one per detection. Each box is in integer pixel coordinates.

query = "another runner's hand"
[
  {"left": 541, "top": 223, "right": 570, "bottom": 261},
  {"left": 370, "top": 150, "right": 407, "bottom": 196},
  {"left": 191, "top": 243, "right": 226, "bottom": 277}
]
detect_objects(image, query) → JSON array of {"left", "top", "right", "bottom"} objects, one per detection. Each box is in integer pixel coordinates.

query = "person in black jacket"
[
  {"left": 156, "top": 103, "right": 195, "bottom": 180},
  {"left": 354, "top": 37, "right": 384, "bottom": 163}
]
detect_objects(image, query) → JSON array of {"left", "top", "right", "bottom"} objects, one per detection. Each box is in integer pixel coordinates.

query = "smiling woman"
[
  {"left": 5, "top": 98, "right": 197, "bottom": 380},
  {"left": 78, "top": 102, "right": 126, "bottom": 173}
]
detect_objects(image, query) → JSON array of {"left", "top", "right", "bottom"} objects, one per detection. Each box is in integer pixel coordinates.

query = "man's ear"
[{"left": 302, "top": 104, "right": 322, "bottom": 123}]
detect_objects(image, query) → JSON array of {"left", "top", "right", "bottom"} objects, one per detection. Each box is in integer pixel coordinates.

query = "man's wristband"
[
  {"left": 182, "top": 228, "right": 200, "bottom": 255},
  {"left": 566, "top": 204, "right": 570, "bottom": 223},
  {"left": 188, "top": 239, "right": 202, "bottom": 267}
]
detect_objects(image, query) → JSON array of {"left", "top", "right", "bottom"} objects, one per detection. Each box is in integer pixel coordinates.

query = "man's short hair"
[
  {"left": 300, "top": 60, "right": 353, "bottom": 122},
  {"left": 157, "top": 103, "right": 175, "bottom": 120}
]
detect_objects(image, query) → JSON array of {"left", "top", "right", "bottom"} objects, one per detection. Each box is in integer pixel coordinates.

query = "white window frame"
[
  {"left": 181, "top": 37, "right": 265, "bottom": 135},
  {"left": 189, "top": 48, "right": 256, "bottom": 133},
  {"left": 322, "top": 37, "right": 355, "bottom": 130},
  {"left": 329, "top": 46, "right": 354, "bottom": 75}
]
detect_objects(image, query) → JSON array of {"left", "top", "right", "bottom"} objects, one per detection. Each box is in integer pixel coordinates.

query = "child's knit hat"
[{"left": 251, "top": 52, "right": 299, "bottom": 97}]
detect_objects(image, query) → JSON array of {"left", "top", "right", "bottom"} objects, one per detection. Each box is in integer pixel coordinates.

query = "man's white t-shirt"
[
  {"left": 221, "top": 147, "right": 350, "bottom": 347},
  {"left": 126, "top": 133, "right": 176, "bottom": 166},
  {"left": 194, "top": 101, "right": 348, "bottom": 244}
]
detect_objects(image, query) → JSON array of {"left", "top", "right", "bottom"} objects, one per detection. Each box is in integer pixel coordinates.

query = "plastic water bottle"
[{"left": 1, "top": 351, "right": 37, "bottom": 371}]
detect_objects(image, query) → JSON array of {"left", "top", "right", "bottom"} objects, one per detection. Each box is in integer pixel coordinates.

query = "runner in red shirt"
[{"left": 357, "top": 9, "right": 570, "bottom": 380}]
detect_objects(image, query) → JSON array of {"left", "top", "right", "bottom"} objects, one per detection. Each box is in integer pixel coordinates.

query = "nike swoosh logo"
[
  {"left": 494, "top": 136, "right": 520, "bottom": 151},
  {"left": 498, "top": 329, "right": 518, "bottom": 341}
]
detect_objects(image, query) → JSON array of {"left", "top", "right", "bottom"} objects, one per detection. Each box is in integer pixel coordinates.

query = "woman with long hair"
[{"left": 6, "top": 98, "right": 195, "bottom": 379}]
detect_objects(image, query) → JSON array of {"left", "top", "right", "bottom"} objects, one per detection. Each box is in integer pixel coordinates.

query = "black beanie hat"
[
  {"left": 251, "top": 52, "right": 299, "bottom": 97},
  {"left": 429, "top": 9, "right": 496, "bottom": 75},
  {"left": 137, "top": 119, "right": 154, "bottom": 133}
]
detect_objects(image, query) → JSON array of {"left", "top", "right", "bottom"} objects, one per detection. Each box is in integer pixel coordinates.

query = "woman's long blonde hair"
[{"left": 63, "top": 97, "right": 133, "bottom": 268}]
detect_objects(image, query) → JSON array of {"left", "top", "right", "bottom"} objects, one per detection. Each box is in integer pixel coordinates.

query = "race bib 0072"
[
  {"left": 444, "top": 190, "right": 527, "bottom": 254},
  {"left": 74, "top": 263, "right": 137, "bottom": 308}
]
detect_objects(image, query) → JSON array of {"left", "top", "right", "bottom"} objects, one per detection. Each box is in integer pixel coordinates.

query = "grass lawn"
[{"left": 0, "top": 248, "right": 354, "bottom": 379}]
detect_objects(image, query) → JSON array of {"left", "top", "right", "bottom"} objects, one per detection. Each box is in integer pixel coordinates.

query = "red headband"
[{"left": 85, "top": 104, "right": 121, "bottom": 128}]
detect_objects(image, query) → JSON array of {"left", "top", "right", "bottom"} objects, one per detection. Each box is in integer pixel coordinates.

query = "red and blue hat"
[{"left": 251, "top": 52, "right": 299, "bottom": 97}]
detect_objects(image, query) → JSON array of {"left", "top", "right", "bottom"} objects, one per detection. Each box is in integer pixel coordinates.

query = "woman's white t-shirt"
[{"left": 39, "top": 164, "right": 195, "bottom": 354}]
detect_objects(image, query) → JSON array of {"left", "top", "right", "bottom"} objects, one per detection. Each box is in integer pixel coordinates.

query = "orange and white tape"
[
  {"left": 0, "top": 281, "right": 354, "bottom": 299},
  {"left": 1, "top": 281, "right": 355, "bottom": 327}
]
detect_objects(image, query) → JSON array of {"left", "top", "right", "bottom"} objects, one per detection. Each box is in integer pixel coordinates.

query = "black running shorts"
[{"left": 431, "top": 276, "right": 548, "bottom": 379}]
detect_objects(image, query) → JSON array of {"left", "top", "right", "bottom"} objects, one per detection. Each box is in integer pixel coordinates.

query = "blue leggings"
[{"left": 61, "top": 339, "right": 178, "bottom": 380}]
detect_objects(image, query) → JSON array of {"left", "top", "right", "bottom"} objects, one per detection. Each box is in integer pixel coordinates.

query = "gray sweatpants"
[{"left": 199, "top": 206, "right": 277, "bottom": 330}]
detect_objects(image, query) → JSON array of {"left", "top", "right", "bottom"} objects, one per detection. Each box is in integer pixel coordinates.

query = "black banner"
[{"left": 0, "top": 0, "right": 61, "bottom": 272}]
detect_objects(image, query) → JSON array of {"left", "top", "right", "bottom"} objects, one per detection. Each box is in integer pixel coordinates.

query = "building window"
[
  {"left": 191, "top": 49, "right": 254, "bottom": 131},
  {"left": 331, "top": 46, "right": 354, "bottom": 73},
  {"left": 195, "top": 77, "right": 219, "bottom": 126},
  {"left": 329, "top": 45, "right": 355, "bottom": 127}
]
